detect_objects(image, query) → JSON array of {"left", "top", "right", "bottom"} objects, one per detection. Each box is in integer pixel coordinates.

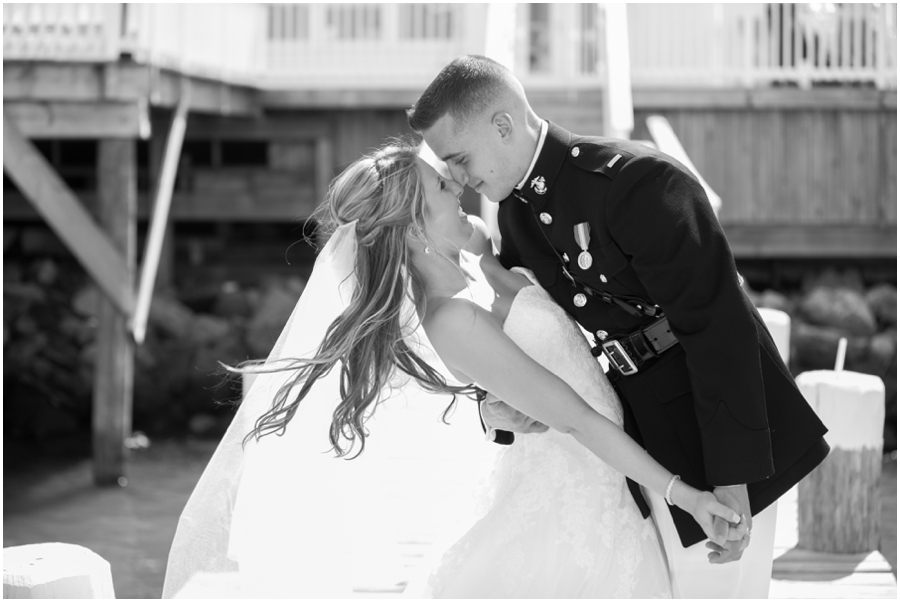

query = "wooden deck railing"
[
  {"left": 264, "top": 4, "right": 485, "bottom": 88},
  {"left": 629, "top": 3, "right": 897, "bottom": 89},
  {"left": 3, "top": 3, "right": 122, "bottom": 62},
  {"left": 3, "top": 3, "right": 897, "bottom": 91}
]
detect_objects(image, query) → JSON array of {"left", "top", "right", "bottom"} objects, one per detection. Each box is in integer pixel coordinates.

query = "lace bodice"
[{"left": 503, "top": 268, "right": 624, "bottom": 429}]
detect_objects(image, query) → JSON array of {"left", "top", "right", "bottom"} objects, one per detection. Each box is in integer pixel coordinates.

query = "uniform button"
[
  {"left": 539, "top": 212, "right": 553, "bottom": 225},
  {"left": 571, "top": 146, "right": 580, "bottom": 157},
  {"left": 573, "top": 293, "right": 587, "bottom": 307},
  {"left": 596, "top": 330, "right": 608, "bottom": 341},
  {"left": 600, "top": 274, "right": 608, "bottom": 283}
]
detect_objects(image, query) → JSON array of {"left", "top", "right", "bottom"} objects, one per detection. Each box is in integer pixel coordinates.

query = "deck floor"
[{"left": 3, "top": 398, "right": 897, "bottom": 598}]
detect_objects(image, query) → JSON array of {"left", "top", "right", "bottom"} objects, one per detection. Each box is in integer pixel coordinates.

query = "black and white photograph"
[{"left": 2, "top": 2, "right": 897, "bottom": 599}]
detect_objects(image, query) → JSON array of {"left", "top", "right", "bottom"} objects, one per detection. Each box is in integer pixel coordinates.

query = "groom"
[{"left": 408, "top": 55, "right": 829, "bottom": 598}]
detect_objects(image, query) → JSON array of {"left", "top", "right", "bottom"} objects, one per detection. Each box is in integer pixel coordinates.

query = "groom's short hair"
[{"left": 407, "top": 55, "right": 512, "bottom": 132}]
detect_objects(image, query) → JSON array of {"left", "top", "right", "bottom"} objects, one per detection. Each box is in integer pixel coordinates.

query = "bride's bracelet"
[{"left": 664, "top": 474, "right": 681, "bottom": 506}]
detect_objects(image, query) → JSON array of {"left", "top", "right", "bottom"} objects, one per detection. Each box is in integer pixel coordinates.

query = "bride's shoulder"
[{"left": 423, "top": 296, "right": 495, "bottom": 348}]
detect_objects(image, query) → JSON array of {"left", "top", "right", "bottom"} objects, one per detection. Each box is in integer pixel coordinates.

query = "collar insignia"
[{"left": 530, "top": 175, "right": 547, "bottom": 195}]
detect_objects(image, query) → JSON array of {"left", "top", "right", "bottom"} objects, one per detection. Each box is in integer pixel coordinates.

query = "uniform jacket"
[{"left": 498, "top": 122, "right": 829, "bottom": 547}]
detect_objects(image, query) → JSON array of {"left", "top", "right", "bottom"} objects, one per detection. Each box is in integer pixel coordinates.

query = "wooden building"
[{"left": 3, "top": 3, "right": 897, "bottom": 479}]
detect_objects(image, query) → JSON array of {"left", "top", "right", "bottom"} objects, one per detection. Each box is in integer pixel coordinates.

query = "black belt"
[{"left": 591, "top": 316, "right": 679, "bottom": 375}]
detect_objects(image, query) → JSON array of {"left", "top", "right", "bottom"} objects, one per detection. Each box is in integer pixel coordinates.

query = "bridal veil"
[{"left": 163, "top": 221, "right": 411, "bottom": 597}]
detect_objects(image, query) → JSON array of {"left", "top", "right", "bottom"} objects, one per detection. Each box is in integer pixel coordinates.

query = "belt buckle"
[{"left": 601, "top": 339, "right": 639, "bottom": 376}]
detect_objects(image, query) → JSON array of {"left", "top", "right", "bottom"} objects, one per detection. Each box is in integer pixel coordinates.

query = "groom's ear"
[{"left": 491, "top": 112, "right": 514, "bottom": 141}]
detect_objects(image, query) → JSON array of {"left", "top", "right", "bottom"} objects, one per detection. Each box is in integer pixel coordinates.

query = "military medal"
[{"left": 574, "top": 222, "right": 593, "bottom": 270}]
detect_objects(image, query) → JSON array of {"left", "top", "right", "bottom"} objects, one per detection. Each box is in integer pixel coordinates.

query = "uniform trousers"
[{"left": 643, "top": 487, "right": 778, "bottom": 598}]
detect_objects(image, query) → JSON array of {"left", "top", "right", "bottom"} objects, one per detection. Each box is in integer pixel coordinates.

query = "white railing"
[
  {"left": 3, "top": 3, "right": 896, "bottom": 91},
  {"left": 264, "top": 4, "right": 487, "bottom": 89},
  {"left": 629, "top": 3, "right": 897, "bottom": 89},
  {"left": 3, "top": 3, "right": 121, "bottom": 62}
]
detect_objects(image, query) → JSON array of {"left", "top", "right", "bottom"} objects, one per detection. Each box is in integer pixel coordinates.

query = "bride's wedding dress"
[
  {"left": 407, "top": 268, "right": 672, "bottom": 598},
  {"left": 164, "top": 231, "right": 672, "bottom": 597}
]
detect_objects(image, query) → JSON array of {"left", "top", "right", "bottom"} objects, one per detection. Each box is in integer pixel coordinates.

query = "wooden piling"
[
  {"left": 93, "top": 139, "right": 137, "bottom": 486},
  {"left": 796, "top": 370, "right": 885, "bottom": 553}
]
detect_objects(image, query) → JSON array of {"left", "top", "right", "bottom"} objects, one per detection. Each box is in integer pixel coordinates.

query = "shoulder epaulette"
[{"left": 567, "top": 138, "right": 637, "bottom": 179}]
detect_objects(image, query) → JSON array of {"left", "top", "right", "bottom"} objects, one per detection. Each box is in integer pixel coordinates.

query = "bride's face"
[{"left": 415, "top": 157, "right": 473, "bottom": 251}]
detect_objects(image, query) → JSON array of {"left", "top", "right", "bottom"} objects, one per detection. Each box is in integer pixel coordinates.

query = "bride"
[{"left": 163, "top": 140, "right": 741, "bottom": 599}]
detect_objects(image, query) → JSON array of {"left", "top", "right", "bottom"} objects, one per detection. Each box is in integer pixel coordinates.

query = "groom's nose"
[
  {"left": 448, "top": 164, "right": 468, "bottom": 187},
  {"left": 448, "top": 179, "right": 464, "bottom": 197}
]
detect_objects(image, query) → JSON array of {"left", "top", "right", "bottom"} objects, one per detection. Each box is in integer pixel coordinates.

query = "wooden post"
[
  {"left": 148, "top": 130, "right": 175, "bottom": 291},
  {"left": 133, "top": 91, "right": 189, "bottom": 344},
  {"left": 796, "top": 370, "right": 885, "bottom": 553},
  {"left": 93, "top": 139, "right": 137, "bottom": 486},
  {"left": 602, "top": 3, "right": 634, "bottom": 140}
]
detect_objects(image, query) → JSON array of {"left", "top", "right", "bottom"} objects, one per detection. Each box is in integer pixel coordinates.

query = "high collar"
[
  {"left": 509, "top": 121, "right": 572, "bottom": 211},
  {"left": 515, "top": 119, "right": 548, "bottom": 191}
]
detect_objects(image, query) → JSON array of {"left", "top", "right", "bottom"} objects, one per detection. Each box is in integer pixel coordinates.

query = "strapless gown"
[{"left": 406, "top": 268, "right": 673, "bottom": 598}]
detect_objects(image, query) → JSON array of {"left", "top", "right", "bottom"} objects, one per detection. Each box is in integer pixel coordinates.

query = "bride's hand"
[{"left": 672, "top": 482, "right": 741, "bottom": 547}]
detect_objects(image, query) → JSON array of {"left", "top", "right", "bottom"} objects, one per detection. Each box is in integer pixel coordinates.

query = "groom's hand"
[
  {"left": 706, "top": 484, "right": 752, "bottom": 564},
  {"left": 480, "top": 396, "right": 549, "bottom": 434}
]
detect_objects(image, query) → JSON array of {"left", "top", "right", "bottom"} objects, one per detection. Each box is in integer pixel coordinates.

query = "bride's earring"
[{"left": 424, "top": 245, "right": 432, "bottom": 254}]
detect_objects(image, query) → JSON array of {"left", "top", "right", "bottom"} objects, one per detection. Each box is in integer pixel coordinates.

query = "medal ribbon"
[{"left": 574, "top": 222, "right": 590, "bottom": 253}]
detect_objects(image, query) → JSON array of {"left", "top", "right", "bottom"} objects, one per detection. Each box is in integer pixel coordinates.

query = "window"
[
  {"left": 267, "top": 4, "right": 309, "bottom": 40},
  {"left": 529, "top": 4, "right": 551, "bottom": 73},
  {"left": 399, "top": 4, "right": 454, "bottom": 39},
  {"left": 580, "top": 3, "right": 601, "bottom": 75},
  {"left": 325, "top": 4, "right": 381, "bottom": 40}
]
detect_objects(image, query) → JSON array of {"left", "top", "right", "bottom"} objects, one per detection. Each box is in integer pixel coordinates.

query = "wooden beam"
[
  {"left": 3, "top": 190, "right": 319, "bottom": 222},
  {"left": 133, "top": 89, "right": 190, "bottom": 345},
  {"left": 3, "top": 62, "right": 147, "bottom": 102},
  {"left": 3, "top": 62, "right": 261, "bottom": 117},
  {"left": 634, "top": 88, "right": 897, "bottom": 111},
  {"left": 149, "top": 68, "right": 260, "bottom": 117},
  {"left": 167, "top": 113, "right": 331, "bottom": 140},
  {"left": 723, "top": 225, "right": 897, "bottom": 258},
  {"left": 3, "top": 101, "right": 150, "bottom": 139},
  {"left": 260, "top": 88, "right": 422, "bottom": 109},
  {"left": 2, "top": 113, "right": 134, "bottom": 316},
  {"left": 93, "top": 139, "right": 137, "bottom": 486}
]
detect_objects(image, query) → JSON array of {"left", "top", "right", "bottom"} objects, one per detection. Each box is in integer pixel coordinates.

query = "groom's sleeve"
[{"left": 605, "top": 155, "right": 775, "bottom": 486}]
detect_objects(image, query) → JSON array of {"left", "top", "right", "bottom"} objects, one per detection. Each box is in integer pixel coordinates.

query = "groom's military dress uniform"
[{"left": 496, "top": 122, "right": 829, "bottom": 589}]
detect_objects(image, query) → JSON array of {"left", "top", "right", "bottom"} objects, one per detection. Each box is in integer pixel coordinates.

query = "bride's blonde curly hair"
[{"left": 243, "top": 138, "right": 484, "bottom": 457}]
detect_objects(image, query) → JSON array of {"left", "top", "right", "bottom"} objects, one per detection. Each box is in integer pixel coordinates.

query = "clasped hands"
[{"left": 480, "top": 395, "right": 753, "bottom": 564}]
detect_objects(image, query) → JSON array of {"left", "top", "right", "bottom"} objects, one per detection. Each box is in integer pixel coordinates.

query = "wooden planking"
[
  {"left": 3, "top": 101, "right": 150, "bottom": 139},
  {"left": 770, "top": 481, "right": 897, "bottom": 599},
  {"left": 92, "top": 139, "right": 137, "bottom": 486},
  {"left": 633, "top": 101, "right": 897, "bottom": 233},
  {"left": 2, "top": 114, "right": 134, "bottom": 315}
]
